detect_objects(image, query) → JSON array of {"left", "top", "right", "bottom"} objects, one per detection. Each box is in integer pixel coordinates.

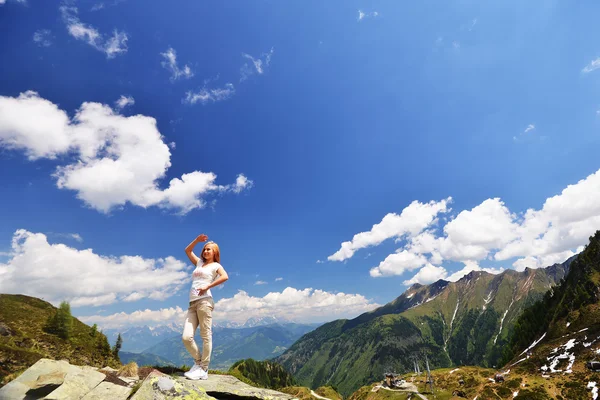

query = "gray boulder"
[
  {"left": 0, "top": 359, "right": 127, "bottom": 400},
  {"left": 131, "top": 370, "right": 298, "bottom": 400}
]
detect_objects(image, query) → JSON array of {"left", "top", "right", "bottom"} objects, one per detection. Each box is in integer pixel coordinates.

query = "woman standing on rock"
[{"left": 182, "top": 234, "right": 229, "bottom": 380}]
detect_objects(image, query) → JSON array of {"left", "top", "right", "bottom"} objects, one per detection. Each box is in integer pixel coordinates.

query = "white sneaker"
[
  {"left": 185, "top": 364, "right": 208, "bottom": 380},
  {"left": 184, "top": 364, "right": 202, "bottom": 379}
]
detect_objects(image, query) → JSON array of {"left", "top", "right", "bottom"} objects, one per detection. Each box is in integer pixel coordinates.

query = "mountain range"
[
  {"left": 275, "top": 256, "right": 574, "bottom": 396},
  {"left": 143, "top": 322, "right": 318, "bottom": 370}
]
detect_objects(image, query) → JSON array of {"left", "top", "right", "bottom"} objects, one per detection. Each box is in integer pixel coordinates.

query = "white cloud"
[
  {"left": 254, "top": 280, "right": 267, "bottom": 285},
  {"left": 33, "top": 30, "right": 52, "bottom": 47},
  {"left": 240, "top": 48, "right": 274, "bottom": 82},
  {"left": 0, "top": 0, "right": 27, "bottom": 5},
  {"left": 439, "top": 198, "right": 519, "bottom": 261},
  {"left": 0, "top": 230, "right": 190, "bottom": 307},
  {"left": 0, "top": 91, "right": 252, "bottom": 213},
  {"left": 337, "top": 169, "right": 600, "bottom": 282},
  {"left": 91, "top": 3, "right": 104, "bottom": 11},
  {"left": 445, "top": 261, "right": 504, "bottom": 282},
  {"left": 495, "top": 169, "right": 600, "bottom": 263},
  {"left": 184, "top": 83, "right": 235, "bottom": 105},
  {"left": 370, "top": 250, "right": 428, "bottom": 278},
  {"left": 215, "top": 287, "right": 381, "bottom": 324},
  {"left": 582, "top": 58, "right": 600, "bottom": 73},
  {"left": 70, "top": 233, "right": 83, "bottom": 242},
  {"left": 357, "top": 10, "right": 378, "bottom": 21},
  {"left": 115, "top": 95, "right": 134, "bottom": 110},
  {"left": 61, "top": 6, "right": 128, "bottom": 58},
  {"left": 79, "top": 306, "right": 186, "bottom": 329},
  {"left": 79, "top": 288, "right": 380, "bottom": 329},
  {"left": 524, "top": 124, "right": 535, "bottom": 133},
  {"left": 232, "top": 174, "right": 253, "bottom": 193},
  {"left": 402, "top": 264, "right": 448, "bottom": 286},
  {"left": 275, "top": 277, "right": 283, "bottom": 281},
  {"left": 160, "top": 47, "right": 194, "bottom": 81},
  {"left": 328, "top": 198, "right": 451, "bottom": 262}
]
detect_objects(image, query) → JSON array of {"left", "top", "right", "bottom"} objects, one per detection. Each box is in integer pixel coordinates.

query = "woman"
[{"left": 182, "top": 234, "right": 229, "bottom": 380}]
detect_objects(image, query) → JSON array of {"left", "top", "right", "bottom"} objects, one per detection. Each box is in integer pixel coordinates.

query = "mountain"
[
  {"left": 0, "top": 294, "right": 119, "bottom": 386},
  {"left": 213, "top": 316, "right": 295, "bottom": 329},
  {"left": 502, "top": 230, "right": 600, "bottom": 366},
  {"left": 275, "top": 258, "right": 572, "bottom": 396},
  {"left": 144, "top": 323, "right": 317, "bottom": 370},
  {"left": 119, "top": 350, "right": 175, "bottom": 367},
  {"left": 104, "top": 323, "right": 182, "bottom": 353}
]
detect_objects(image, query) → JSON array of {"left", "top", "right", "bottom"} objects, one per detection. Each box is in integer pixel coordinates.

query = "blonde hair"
[{"left": 201, "top": 242, "right": 220, "bottom": 264}]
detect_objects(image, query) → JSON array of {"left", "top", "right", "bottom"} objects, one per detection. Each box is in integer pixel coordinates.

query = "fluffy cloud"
[
  {"left": 582, "top": 58, "right": 600, "bottom": 74},
  {"left": 78, "top": 287, "right": 380, "bottom": 328},
  {"left": 184, "top": 83, "right": 235, "bottom": 105},
  {"left": 33, "top": 29, "right": 52, "bottom": 47},
  {"left": 438, "top": 198, "right": 518, "bottom": 262},
  {"left": 240, "top": 48, "right": 274, "bottom": 82},
  {"left": 79, "top": 306, "right": 186, "bottom": 329},
  {"left": 61, "top": 6, "right": 127, "bottom": 58},
  {"left": 0, "top": 230, "right": 189, "bottom": 307},
  {"left": 0, "top": 91, "right": 252, "bottom": 213},
  {"left": 369, "top": 250, "right": 427, "bottom": 277},
  {"left": 215, "top": 287, "right": 380, "bottom": 324},
  {"left": 328, "top": 198, "right": 451, "bottom": 262},
  {"left": 445, "top": 261, "right": 504, "bottom": 282},
  {"left": 402, "top": 264, "right": 448, "bottom": 286},
  {"left": 114, "top": 95, "right": 134, "bottom": 110},
  {"left": 336, "top": 168, "right": 600, "bottom": 284},
  {"left": 161, "top": 48, "right": 194, "bottom": 81}
]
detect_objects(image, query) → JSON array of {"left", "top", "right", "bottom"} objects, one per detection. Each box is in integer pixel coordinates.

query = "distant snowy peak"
[
  {"left": 243, "top": 315, "right": 290, "bottom": 328},
  {"left": 213, "top": 316, "right": 292, "bottom": 329}
]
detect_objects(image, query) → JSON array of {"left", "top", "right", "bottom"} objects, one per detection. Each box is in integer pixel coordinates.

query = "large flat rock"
[
  {"left": 81, "top": 381, "right": 132, "bottom": 400},
  {"left": 131, "top": 370, "right": 298, "bottom": 400},
  {"left": 130, "top": 371, "right": 215, "bottom": 400},
  {"left": 0, "top": 358, "right": 105, "bottom": 400},
  {"left": 183, "top": 374, "right": 297, "bottom": 400}
]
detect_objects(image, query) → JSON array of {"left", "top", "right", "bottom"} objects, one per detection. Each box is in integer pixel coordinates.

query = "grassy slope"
[{"left": 0, "top": 294, "right": 119, "bottom": 385}]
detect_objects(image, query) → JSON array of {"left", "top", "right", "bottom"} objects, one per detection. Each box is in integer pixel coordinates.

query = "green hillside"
[
  {"left": 228, "top": 358, "right": 295, "bottom": 389},
  {"left": 276, "top": 259, "right": 570, "bottom": 396},
  {"left": 503, "top": 230, "right": 600, "bottom": 365},
  {"left": 0, "top": 294, "right": 119, "bottom": 386}
]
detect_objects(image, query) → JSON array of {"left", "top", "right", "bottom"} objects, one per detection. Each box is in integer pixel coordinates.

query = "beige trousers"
[{"left": 182, "top": 297, "right": 214, "bottom": 369}]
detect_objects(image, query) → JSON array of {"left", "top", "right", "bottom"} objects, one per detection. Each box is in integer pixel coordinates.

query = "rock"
[
  {"left": 184, "top": 373, "right": 297, "bottom": 400},
  {"left": 0, "top": 322, "right": 12, "bottom": 336},
  {"left": 130, "top": 371, "right": 215, "bottom": 400},
  {"left": 99, "top": 366, "right": 118, "bottom": 373},
  {"left": 81, "top": 381, "right": 132, "bottom": 400},
  {"left": 31, "top": 371, "right": 66, "bottom": 389},
  {"left": 131, "top": 370, "right": 298, "bottom": 400},
  {"left": 0, "top": 358, "right": 105, "bottom": 400}
]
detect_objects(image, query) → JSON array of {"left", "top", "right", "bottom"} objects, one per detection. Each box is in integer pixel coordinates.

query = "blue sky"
[{"left": 1, "top": 0, "right": 600, "bottom": 329}]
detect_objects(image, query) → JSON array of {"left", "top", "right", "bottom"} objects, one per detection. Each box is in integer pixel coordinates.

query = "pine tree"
[
  {"left": 55, "top": 301, "right": 73, "bottom": 340},
  {"left": 44, "top": 301, "right": 73, "bottom": 340},
  {"left": 90, "top": 324, "right": 98, "bottom": 337},
  {"left": 113, "top": 333, "right": 123, "bottom": 361}
]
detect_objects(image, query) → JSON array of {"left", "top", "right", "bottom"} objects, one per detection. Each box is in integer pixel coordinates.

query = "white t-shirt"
[{"left": 189, "top": 262, "right": 221, "bottom": 302}]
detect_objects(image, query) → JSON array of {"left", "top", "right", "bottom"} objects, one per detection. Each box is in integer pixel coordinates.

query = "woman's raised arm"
[{"left": 185, "top": 234, "right": 208, "bottom": 266}]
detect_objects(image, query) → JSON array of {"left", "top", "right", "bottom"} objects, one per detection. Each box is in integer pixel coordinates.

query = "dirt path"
[{"left": 310, "top": 390, "right": 333, "bottom": 400}]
